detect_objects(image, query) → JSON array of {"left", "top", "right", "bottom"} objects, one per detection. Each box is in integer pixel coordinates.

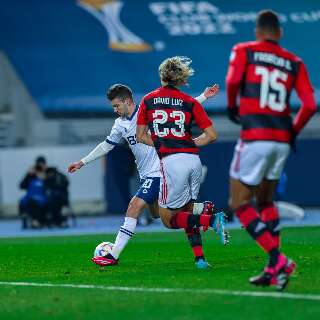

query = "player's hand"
[
  {"left": 68, "top": 161, "right": 84, "bottom": 173},
  {"left": 227, "top": 107, "right": 241, "bottom": 125},
  {"left": 204, "top": 84, "right": 219, "bottom": 98}
]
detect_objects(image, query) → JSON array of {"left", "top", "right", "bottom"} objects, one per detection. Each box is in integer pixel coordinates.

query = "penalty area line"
[{"left": 0, "top": 281, "right": 319, "bottom": 302}]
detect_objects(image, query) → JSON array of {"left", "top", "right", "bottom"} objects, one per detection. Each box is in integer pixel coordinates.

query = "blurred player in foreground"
[
  {"left": 136, "top": 56, "right": 229, "bottom": 248},
  {"left": 68, "top": 83, "right": 221, "bottom": 268},
  {"left": 226, "top": 10, "right": 317, "bottom": 290}
]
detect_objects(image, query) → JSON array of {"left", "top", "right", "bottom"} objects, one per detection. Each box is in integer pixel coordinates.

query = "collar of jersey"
[
  {"left": 163, "top": 85, "right": 178, "bottom": 90},
  {"left": 264, "top": 39, "right": 279, "bottom": 45},
  {"left": 126, "top": 105, "right": 138, "bottom": 120}
]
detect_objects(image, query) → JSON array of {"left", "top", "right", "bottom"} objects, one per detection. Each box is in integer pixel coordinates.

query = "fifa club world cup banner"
[{"left": 1, "top": 0, "right": 320, "bottom": 114}]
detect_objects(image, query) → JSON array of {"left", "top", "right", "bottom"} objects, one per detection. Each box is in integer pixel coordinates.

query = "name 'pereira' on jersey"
[
  {"left": 226, "top": 40, "right": 317, "bottom": 143},
  {"left": 106, "top": 107, "right": 160, "bottom": 179}
]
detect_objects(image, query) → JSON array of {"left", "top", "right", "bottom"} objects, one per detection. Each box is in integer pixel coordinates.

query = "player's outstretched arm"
[
  {"left": 195, "top": 84, "right": 220, "bottom": 104},
  {"left": 67, "top": 141, "right": 114, "bottom": 173}
]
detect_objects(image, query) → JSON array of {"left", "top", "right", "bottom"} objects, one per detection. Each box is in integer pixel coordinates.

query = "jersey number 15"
[{"left": 255, "top": 66, "right": 288, "bottom": 112}]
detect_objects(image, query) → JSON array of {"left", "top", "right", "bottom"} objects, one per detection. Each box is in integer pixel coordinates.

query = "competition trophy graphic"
[{"left": 78, "top": 0, "right": 152, "bottom": 52}]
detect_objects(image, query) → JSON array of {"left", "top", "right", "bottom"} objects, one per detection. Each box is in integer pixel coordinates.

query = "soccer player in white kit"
[
  {"left": 68, "top": 83, "right": 221, "bottom": 268},
  {"left": 136, "top": 56, "right": 229, "bottom": 246}
]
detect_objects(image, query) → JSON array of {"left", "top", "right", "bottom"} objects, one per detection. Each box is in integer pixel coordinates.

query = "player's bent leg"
[
  {"left": 256, "top": 179, "right": 281, "bottom": 248},
  {"left": 159, "top": 206, "right": 228, "bottom": 245},
  {"left": 229, "top": 179, "right": 276, "bottom": 253},
  {"left": 189, "top": 200, "right": 229, "bottom": 237},
  {"left": 185, "top": 227, "right": 211, "bottom": 269},
  {"left": 158, "top": 206, "right": 175, "bottom": 228},
  {"left": 127, "top": 196, "right": 148, "bottom": 219},
  {"left": 229, "top": 178, "right": 253, "bottom": 211},
  {"left": 230, "top": 179, "right": 295, "bottom": 289},
  {"left": 110, "top": 196, "right": 146, "bottom": 258},
  {"left": 159, "top": 205, "right": 211, "bottom": 267},
  {"left": 148, "top": 200, "right": 160, "bottom": 219},
  {"left": 92, "top": 197, "right": 146, "bottom": 267},
  {"left": 179, "top": 201, "right": 210, "bottom": 267}
]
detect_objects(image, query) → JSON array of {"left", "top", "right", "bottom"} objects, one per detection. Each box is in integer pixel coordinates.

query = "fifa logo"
[{"left": 78, "top": 0, "right": 151, "bottom": 52}]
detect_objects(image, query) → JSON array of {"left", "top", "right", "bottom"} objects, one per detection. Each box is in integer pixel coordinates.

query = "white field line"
[{"left": 0, "top": 281, "right": 320, "bottom": 302}]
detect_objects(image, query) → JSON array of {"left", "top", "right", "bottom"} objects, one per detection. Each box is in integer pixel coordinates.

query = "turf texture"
[{"left": 0, "top": 226, "right": 319, "bottom": 320}]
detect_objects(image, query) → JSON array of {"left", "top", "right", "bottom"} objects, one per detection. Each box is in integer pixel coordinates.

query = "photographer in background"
[
  {"left": 19, "top": 156, "right": 48, "bottom": 228},
  {"left": 45, "top": 167, "right": 70, "bottom": 228}
]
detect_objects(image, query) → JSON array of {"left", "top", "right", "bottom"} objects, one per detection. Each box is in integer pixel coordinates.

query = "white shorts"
[
  {"left": 159, "top": 153, "right": 202, "bottom": 209},
  {"left": 229, "top": 139, "right": 290, "bottom": 186}
]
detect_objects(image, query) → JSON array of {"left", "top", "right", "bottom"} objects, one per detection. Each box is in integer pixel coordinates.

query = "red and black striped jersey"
[
  {"left": 137, "top": 86, "right": 212, "bottom": 158},
  {"left": 226, "top": 40, "right": 316, "bottom": 143}
]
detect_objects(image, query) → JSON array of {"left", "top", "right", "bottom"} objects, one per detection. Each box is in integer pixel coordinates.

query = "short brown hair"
[
  {"left": 106, "top": 84, "right": 133, "bottom": 101},
  {"left": 256, "top": 10, "right": 280, "bottom": 34}
]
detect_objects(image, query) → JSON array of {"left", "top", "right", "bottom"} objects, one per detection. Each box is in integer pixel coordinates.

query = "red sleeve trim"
[
  {"left": 137, "top": 100, "right": 148, "bottom": 125},
  {"left": 226, "top": 45, "right": 247, "bottom": 108}
]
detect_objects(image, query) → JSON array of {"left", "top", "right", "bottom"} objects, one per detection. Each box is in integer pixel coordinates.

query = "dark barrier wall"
[
  {"left": 1, "top": 1, "right": 320, "bottom": 114},
  {"left": 104, "top": 145, "right": 136, "bottom": 214},
  {"left": 199, "top": 139, "right": 320, "bottom": 208},
  {"left": 104, "top": 139, "right": 320, "bottom": 212}
]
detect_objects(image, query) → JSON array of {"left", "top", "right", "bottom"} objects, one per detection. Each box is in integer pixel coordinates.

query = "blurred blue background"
[
  {"left": 0, "top": 0, "right": 319, "bottom": 233},
  {"left": 1, "top": 0, "right": 320, "bottom": 114}
]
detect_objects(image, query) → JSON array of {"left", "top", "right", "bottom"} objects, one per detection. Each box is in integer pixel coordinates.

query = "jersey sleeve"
[
  {"left": 192, "top": 100, "right": 212, "bottom": 130},
  {"left": 106, "top": 120, "right": 123, "bottom": 145},
  {"left": 81, "top": 141, "right": 114, "bottom": 165},
  {"left": 225, "top": 44, "right": 247, "bottom": 108},
  {"left": 137, "top": 99, "right": 148, "bottom": 125},
  {"left": 293, "top": 61, "right": 317, "bottom": 134}
]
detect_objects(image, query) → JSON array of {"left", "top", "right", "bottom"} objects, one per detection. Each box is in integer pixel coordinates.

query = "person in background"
[
  {"left": 45, "top": 167, "right": 70, "bottom": 227},
  {"left": 19, "top": 156, "right": 48, "bottom": 228}
]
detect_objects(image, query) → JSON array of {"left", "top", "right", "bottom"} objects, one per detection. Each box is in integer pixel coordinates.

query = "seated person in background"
[
  {"left": 20, "top": 156, "right": 47, "bottom": 189},
  {"left": 45, "top": 167, "right": 70, "bottom": 227},
  {"left": 19, "top": 156, "right": 48, "bottom": 228}
]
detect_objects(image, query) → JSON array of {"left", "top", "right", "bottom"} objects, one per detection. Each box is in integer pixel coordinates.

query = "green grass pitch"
[{"left": 0, "top": 226, "right": 319, "bottom": 320}]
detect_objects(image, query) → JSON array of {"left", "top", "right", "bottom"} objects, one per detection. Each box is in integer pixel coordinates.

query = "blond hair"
[{"left": 159, "top": 56, "right": 194, "bottom": 87}]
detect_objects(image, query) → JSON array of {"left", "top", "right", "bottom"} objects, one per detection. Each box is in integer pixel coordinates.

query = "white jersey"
[{"left": 106, "top": 107, "right": 160, "bottom": 179}]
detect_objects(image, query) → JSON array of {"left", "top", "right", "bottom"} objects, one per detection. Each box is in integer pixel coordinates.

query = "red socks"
[
  {"left": 170, "top": 211, "right": 213, "bottom": 229},
  {"left": 260, "top": 202, "right": 280, "bottom": 248},
  {"left": 235, "top": 204, "right": 278, "bottom": 254},
  {"left": 185, "top": 227, "right": 204, "bottom": 261}
]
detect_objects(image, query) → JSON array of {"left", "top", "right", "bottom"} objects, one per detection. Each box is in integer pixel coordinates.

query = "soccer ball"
[{"left": 93, "top": 242, "right": 114, "bottom": 258}]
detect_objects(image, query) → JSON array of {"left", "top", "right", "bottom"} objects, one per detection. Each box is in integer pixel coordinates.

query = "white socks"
[
  {"left": 110, "top": 217, "right": 137, "bottom": 259},
  {"left": 193, "top": 202, "right": 204, "bottom": 215}
]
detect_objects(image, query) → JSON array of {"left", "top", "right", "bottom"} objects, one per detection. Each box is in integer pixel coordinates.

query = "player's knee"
[
  {"left": 228, "top": 197, "right": 238, "bottom": 211},
  {"left": 158, "top": 209, "right": 172, "bottom": 228},
  {"left": 161, "top": 216, "right": 172, "bottom": 229},
  {"left": 127, "top": 202, "right": 144, "bottom": 219},
  {"left": 229, "top": 197, "right": 249, "bottom": 212}
]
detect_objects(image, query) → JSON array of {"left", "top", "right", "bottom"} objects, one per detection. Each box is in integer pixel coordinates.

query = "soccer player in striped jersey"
[
  {"left": 226, "top": 10, "right": 317, "bottom": 290},
  {"left": 136, "top": 57, "right": 229, "bottom": 253},
  {"left": 68, "top": 83, "right": 221, "bottom": 268}
]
